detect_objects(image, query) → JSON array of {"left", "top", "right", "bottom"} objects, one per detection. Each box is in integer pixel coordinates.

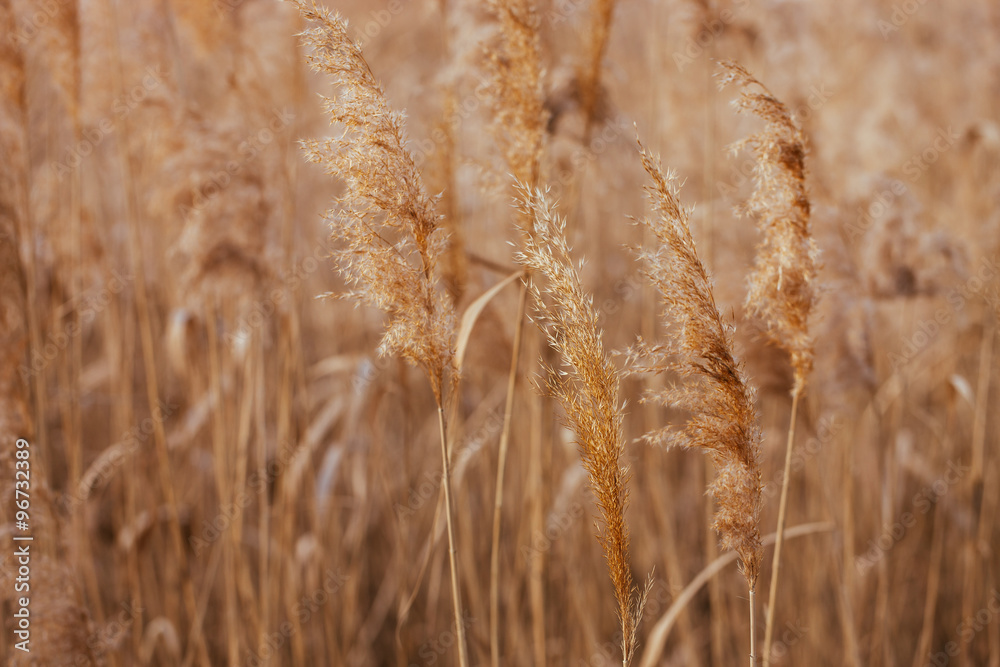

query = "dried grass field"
[{"left": 1, "top": 0, "right": 999, "bottom": 665}]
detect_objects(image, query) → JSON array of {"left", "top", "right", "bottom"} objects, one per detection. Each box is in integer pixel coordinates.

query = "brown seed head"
[
  {"left": 292, "top": 0, "right": 457, "bottom": 400},
  {"left": 631, "top": 142, "right": 764, "bottom": 588},
  {"left": 718, "top": 60, "right": 819, "bottom": 394},
  {"left": 514, "top": 184, "right": 649, "bottom": 664}
]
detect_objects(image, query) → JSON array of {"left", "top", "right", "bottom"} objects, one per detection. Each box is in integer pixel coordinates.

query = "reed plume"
[
  {"left": 482, "top": 3, "right": 550, "bottom": 663},
  {"left": 484, "top": 0, "right": 547, "bottom": 190},
  {"left": 631, "top": 142, "right": 763, "bottom": 664},
  {"left": 293, "top": 0, "right": 456, "bottom": 401},
  {"left": 718, "top": 61, "right": 819, "bottom": 667},
  {"left": 578, "top": 0, "right": 617, "bottom": 143},
  {"left": 514, "top": 184, "right": 650, "bottom": 666},
  {"left": 717, "top": 61, "right": 818, "bottom": 392},
  {"left": 291, "top": 3, "right": 466, "bottom": 665}
]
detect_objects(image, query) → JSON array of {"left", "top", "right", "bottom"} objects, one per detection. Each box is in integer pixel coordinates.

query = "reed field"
[{"left": 1, "top": 0, "right": 999, "bottom": 665}]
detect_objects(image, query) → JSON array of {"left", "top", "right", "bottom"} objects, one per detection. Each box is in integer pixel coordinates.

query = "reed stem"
[
  {"left": 438, "top": 405, "right": 470, "bottom": 667},
  {"left": 763, "top": 387, "right": 801, "bottom": 666},
  {"left": 490, "top": 278, "right": 529, "bottom": 667}
]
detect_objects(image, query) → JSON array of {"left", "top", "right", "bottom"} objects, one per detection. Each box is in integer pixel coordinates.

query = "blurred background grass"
[{"left": 0, "top": 0, "right": 998, "bottom": 665}]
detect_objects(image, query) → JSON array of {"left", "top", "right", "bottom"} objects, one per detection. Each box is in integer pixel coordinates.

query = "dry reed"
[
  {"left": 0, "top": 8, "right": 99, "bottom": 665},
  {"left": 717, "top": 61, "right": 818, "bottom": 393},
  {"left": 481, "top": 3, "right": 550, "bottom": 663},
  {"left": 483, "top": 0, "right": 547, "bottom": 190},
  {"left": 718, "top": 61, "right": 819, "bottom": 666},
  {"left": 631, "top": 141, "right": 764, "bottom": 663},
  {"left": 578, "top": 0, "right": 616, "bottom": 144},
  {"left": 0, "top": 0, "right": 32, "bottom": 454},
  {"left": 515, "top": 183, "right": 650, "bottom": 666},
  {"left": 293, "top": 2, "right": 456, "bottom": 400},
  {"left": 290, "top": 3, "right": 466, "bottom": 665},
  {"left": 0, "top": 1, "right": 996, "bottom": 665}
]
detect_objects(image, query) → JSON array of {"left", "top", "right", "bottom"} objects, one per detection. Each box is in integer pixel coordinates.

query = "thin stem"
[
  {"left": 763, "top": 387, "right": 801, "bottom": 667},
  {"left": 438, "top": 405, "right": 470, "bottom": 667},
  {"left": 106, "top": 2, "right": 208, "bottom": 655},
  {"left": 638, "top": 522, "right": 834, "bottom": 667},
  {"left": 750, "top": 587, "right": 757, "bottom": 666},
  {"left": 490, "top": 279, "right": 529, "bottom": 667}
]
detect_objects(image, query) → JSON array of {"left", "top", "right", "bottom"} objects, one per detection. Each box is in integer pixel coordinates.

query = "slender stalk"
[
  {"left": 958, "top": 321, "right": 994, "bottom": 667},
  {"left": 105, "top": 0, "right": 208, "bottom": 657},
  {"left": 706, "top": 459, "right": 726, "bottom": 666},
  {"left": 750, "top": 587, "right": 757, "bottom": 666},
  {"left": 763, "top": 387, "right": 801, "bottom": 666},
  {"left": 639, "top": 522, "right": 834, "bottom": 667},
  {"left": 528, "top": 353, "right": 548, "bottom": 667},
  {"left": 438, "top": 405, "right": 470, "bottom": 667},
  {"left": 490, "top": 278, "right": 528, "bottom": 667}
]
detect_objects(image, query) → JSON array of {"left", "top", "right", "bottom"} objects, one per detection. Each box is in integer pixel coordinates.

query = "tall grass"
[
  {"left": 0, "top": 1, "right": 997, "bottom": 666},
  {"left": 717, "top": 60, "right": 818, "bottom": 666},
  {"left": 515, "top": 184, "right": 651, "bottom": 665},
  {"left": 630, "top": 142, "right": 764, "bottom": 664},
  {"left": 292, "top": 3, "right": 468, "bottom": 664}
]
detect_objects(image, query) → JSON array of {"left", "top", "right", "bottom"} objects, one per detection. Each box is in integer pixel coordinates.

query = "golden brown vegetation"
[
  {"left": 515, "top": 184, "right": 650, "bottom": 665},
  {"left": 629, "top": 143, "right": 763, "bottom": 662},
  {"left": 1, "top": 0, "right": 998, "bottom": 666},
  {"left": 716, "top": 60, "right": 818, "bottom": 665}
]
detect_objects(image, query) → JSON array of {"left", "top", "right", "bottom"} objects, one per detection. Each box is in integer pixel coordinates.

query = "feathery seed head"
[
  {"left": 292, "top": 0, "right": 456, "bottom": 400},
  {"left": 514, "top": 184, "right": 649, "bottom": 664},
  {"left": 483, "top": 0, "right": 548, "bottom": 191},
  {"left": 718, "top": 60, "right": 819, "bottom": 394},
  {"left": 632, "top": 142, "right": 764, "bottom": 588}
]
